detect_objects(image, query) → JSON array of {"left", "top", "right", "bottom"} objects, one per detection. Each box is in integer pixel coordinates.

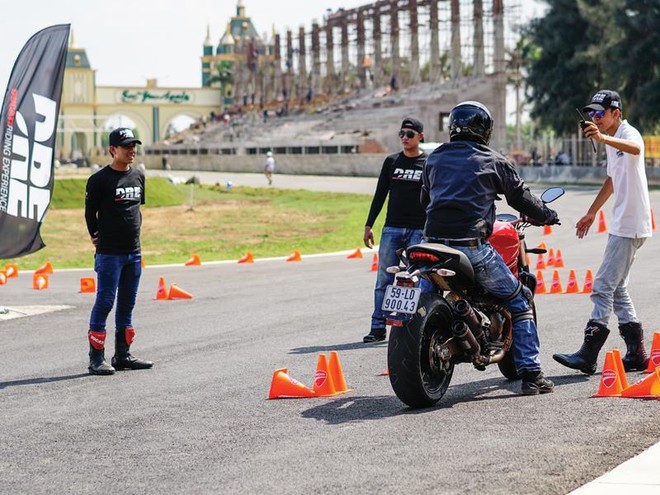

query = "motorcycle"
[{"left": 383, "top": 187, "right": 564, "bottom": 408}]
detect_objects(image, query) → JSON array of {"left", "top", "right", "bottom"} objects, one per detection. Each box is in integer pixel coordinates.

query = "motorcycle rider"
[{"left": 421, "top": 101, "right": 560, "bottom": 395}]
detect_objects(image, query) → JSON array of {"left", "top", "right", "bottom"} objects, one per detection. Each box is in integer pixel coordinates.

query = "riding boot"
[
  {"left": 111, "top": 327, "right": 153, "bottom": 371},
  {"left": 619, "top": 322, "right": 649, "bottom": 371},
  {"left": 88, "top": 331, "right": 115, "bottom": 375},
  {"left": 552, "top": 320, "right": 610, "bottom": 374}
]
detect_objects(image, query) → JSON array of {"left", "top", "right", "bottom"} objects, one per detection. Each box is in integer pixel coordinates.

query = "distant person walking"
[
  {"left": 264, "top": 151, "right": 275, "bottom": 186},
  {"left": 84, "top": 127, "right": 153, "bottom": 375}
]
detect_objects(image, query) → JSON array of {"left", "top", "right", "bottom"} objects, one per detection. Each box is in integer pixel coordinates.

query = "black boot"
[
  {"left": 619, "top": 322, "right": 649, "bottom": 371},
  {"left": 553, "top": 320, "right": 610, "bottom": 374},
  {"left": 88, "top": 331, "right": 115, "bottom": 375},
  {"left": 111, "top": 327, "right": 153, "bottom": 371},
  {"left": 521, "top": 370, "right": 554, "bottom": 395}
]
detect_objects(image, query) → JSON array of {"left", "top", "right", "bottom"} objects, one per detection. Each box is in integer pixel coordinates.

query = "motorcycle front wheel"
[{"left": 387, "top": 293, "right": 455, "bottom": 408}]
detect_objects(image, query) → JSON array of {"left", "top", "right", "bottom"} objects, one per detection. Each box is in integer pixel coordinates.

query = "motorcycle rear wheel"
[{"left": 388, "top": 293, "right": 455, "bottom": 408}]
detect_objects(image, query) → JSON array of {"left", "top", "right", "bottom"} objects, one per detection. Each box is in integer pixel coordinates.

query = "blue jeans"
[
  {"left": 452, "top": 243, "right": 541, "bottom": 374},
  {"left": 591, "top": 235, "right": 646, "bottom": 327},
  {"left": 89, "top": 253, "right": 142, "bottom": 334},
  {"left": 371, "top": 226, "right": 426, "bottom": 330}
]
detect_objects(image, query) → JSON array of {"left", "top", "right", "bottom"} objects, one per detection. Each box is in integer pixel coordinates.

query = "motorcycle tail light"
[
  {"left": 409, "top": 251, "right": 440, "bottom": 262},
  {"left": 396, "top": 280, "right": 415, "bottom": 287},
  {"left": 387, "top": 319, "right": 404, "bottom": 327}
]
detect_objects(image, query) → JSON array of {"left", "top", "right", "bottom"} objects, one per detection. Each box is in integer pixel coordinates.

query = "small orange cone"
[
  {"left": 593, "top": 351, "right": 624, "bottom": 397},
  {"left": 564, "top": 270, "right": 580, "bottom": 294},
  {"left": 4, "top": 264, "right": 18, "bottom": 278},
  {"left": 543, "top": 225, "right": 553, "bottom": 236},
  {"left": 370, "top": 253, "right": 378, "bottom": 272},
  {"left": 611, "top": 349, "right": 629, "bottom": 390},
  {"left": 268, "top": 368, "right": 316, "bottom": 399},
  {"left": 546, "top": 248, "right": 555, "bottom": 267},
  {"left": 643, "top": 332, "right": 660, "bottom": 373},
  {"left": 582, "top": 269, "right": 594, "bottom": 294},
  {"left": 328, "top": 351, "right": 351, "bottom": 394},
  {"left": 535, "top": 253, "right": 546, "bottom": 270},
  {"left": 185, "top": 254, "right": 201, "bottom": 266},
  {"left": 32, "top": 273, "right": 48, "bottom": 290},
  {"left": 168, "top": 283, "right": 193, "bottom": 300},
  {"left": 549, "top": 270, "right": 563, "bottom": 294},
  {"left": 651, "top": 208, "right": 657, "bottom": 231},
  {"left": 554, "top": 249, "right": 565, "bottom": 268},
  {"left": 536, "top": 270, "right": 547, "bottom": 294},
  {"left": 238, "top": 252, "right": 254, "bottom": 263},
  {"left": 0, "top": 271, "right": 6, "bottom": 285},
  {"left": 34, "top": 261, "right": 53, "bottom": 275},
  {"left": 80, "top": 277, "right": 96, "bottom": 293},
  {"left": 141, "top": 257, "right": 146, "bottom": 268},
  {"left": 155, "top": 277, "right": 169, "bottom": 300},
  {"left": 621, "top": 368, "right": 660, "bottom": 398},
  {"left": 286, "top": 250, "right": 302, "bottom": 262},
  {"left": 312, "top": 353, "right": 338, "bottom": 397},
  {"left": 535, "top": 242, "right": 547, "bottom": 250},
  {"left": 347, "top": 248, "right": 363, "bottom": 259},
  {"left": 597, "top": 210, "right": 607, "bottom": 233}
]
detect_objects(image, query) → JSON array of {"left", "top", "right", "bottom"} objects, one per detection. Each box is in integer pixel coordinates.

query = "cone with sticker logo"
[
  {"left": 621, "top": 368, "right": 660, "bottom": 398},
  {"left": 564, "top": 270, "right": 580, "bottom": 294},
  {"left": 535, "top": 253, "right": 546, "bottom": 270},
  {"left": 549, "top": 270, "right": 563, "bottom": 294},
  {"left": 535, "top": 270, "right": 547, "bottom": 294},
  {"left": 370, "top": 253, "right": 378, "bottom": 272},
  {"left": 154, "top": 277, "right": 169, "bottom": 300},
  {"left": 80, "top": 277, "right": 96, "bottom": 293},
  {"left": 268, "top": 368, "right": 316, "bottom": 399},
  {"left": 185, "top": 254, "right": 201, "bottom": 266},
  {"left": 328, "top": 351, "right": 351, "bottom": 394},
  {"left": 593, "top": 351, "right": 624, "bottom": 397},
  {"left": 643, "top": 332, "right": 660, "bottom": 373},
  {"left": 554, "top": 249, "right": 565, "bottom": 268},
  {"left": 312, "top": 353, "right": 338, "bottom": 397},
  {"left": 286, "top": 250, "right": 302, "bottom": 262},
  {"left": 611, "top": 349, "right": 628, "bottom": 390},
  {"left": 582, "top": 269, "right": 594, "bottom": 294},
  {"left": 597, "top": 210, "right": 607, "bottom": 233},
  {"left": 546, "top": 248, "right": 555, "bottom": 267}
]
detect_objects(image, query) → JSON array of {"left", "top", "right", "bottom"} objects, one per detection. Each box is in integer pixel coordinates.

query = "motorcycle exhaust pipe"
[
  {"left": 452, "top": 299, "right": 486, "bottom": 341},
  {"left": 451, "top": 320, "right": 480, "bottom": 355}
]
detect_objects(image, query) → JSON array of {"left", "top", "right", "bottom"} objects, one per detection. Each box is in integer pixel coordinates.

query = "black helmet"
[{"left": 448, "top": 101, "right": 493, "bottom": 145}]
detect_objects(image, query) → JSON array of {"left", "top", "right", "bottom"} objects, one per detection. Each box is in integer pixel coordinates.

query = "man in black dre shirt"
[
  {"left": 84, "top": 127, "right": 153, "bottom": 375},
  {"left": 362, "top": 117, "right": 428, "bottom": 343}
]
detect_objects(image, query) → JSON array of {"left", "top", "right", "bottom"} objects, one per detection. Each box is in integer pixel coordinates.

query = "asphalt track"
[{"left": 1, "top": 172, "right": 659, "bottom": 494}]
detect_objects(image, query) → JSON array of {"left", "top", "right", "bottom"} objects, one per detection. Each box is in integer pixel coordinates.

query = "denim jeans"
[
  {"left": 591, "top": 234, "right": 645, "bottom": 327},
  {"left": 371, "top": 226, "right": 426, "bottom": 330},
  {"left": 89, "top": 252, "right": 142, "bottom": 334},
  {"left": 452, "top": 242, "right": 541, "bottom": 374}
]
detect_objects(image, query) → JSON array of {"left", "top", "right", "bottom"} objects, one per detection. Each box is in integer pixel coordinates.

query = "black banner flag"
[{"left": 0, "top": 24, "right": 70, "bottom": 258}]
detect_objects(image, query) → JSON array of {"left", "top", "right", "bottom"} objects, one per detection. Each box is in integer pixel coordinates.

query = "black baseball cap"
[
  {"left": 109, "top": 127, "right": 142, "bottom": 147},
  {"left": 400, "top": 117, "right": 423, "bottom": 133},
  {"left": 583, "top": 90, "right": 622, "bottom": 113}
]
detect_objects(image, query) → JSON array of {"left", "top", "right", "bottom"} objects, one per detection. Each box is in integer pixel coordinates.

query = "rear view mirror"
[{"left": 541, "top": 187, "right": 565, "bottom": 204}]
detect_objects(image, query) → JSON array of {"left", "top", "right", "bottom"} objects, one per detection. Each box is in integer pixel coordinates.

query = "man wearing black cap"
[
  {"left": 554, "top": 90, "right": 651, "bottom": 375},
  {"left": 362, "top": 117, "right": 428, "bottom": 343},
  {"left": 84, "top": 127, "right": 153, "bottom": 375}
]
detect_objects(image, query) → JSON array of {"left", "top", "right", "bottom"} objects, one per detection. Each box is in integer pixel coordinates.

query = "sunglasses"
[
  {"left": 587, "top": 110, "right": 606, "bottom": 119},
  {"left": 399, "top": 130, "right": 418, "bottom": 139}
]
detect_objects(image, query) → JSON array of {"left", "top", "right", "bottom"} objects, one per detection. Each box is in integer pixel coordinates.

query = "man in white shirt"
[{"left": 554, "top": 90, "right": 651, "bottom": 374}]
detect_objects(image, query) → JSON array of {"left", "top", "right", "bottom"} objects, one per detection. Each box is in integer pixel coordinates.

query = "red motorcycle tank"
[{"left": 489, "top": 221, "right": 520, "bottom": 276}]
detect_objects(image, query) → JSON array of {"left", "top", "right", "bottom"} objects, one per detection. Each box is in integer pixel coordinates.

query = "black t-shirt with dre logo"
[{"left": 85, "top": 165, "right": 145, "bottom": 254}]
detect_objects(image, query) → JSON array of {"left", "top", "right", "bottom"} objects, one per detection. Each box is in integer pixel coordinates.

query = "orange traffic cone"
[
  {"left": 238, "top": 252, "right": 254, "bottom": 263},
  {"left": 546, "top": 248, "right": 555, "bottom": 267},
  {"left": 0, "top": 271, "right": 6, "bottom": 285},
  {"left": 597, "top": 210, "right": 607, "bottom": 233},
  {"left": 582, "top": 270, "right": 594, "bottom": 294},
  {"left": 32, "top": 274, "right": 48, "bottom": 290},
  {"left": 312, "top": 353, "right": 338, "bottom": 397},
  {"left": 34, "top": 261, "right": 53, "bottom": 275},
  {"left": 564, "top": 270, "right": 580, "bottom": 294},
  {"left": 4, "top": 264, "right": 18, "bottom": 278},
  {"left": 328, "top": 351, "right": 351, "bottom": 394},
  {"left": 286, "top": 250, "right": 302, "bottom": 262},
  {"left": 155, "top": 277, "right": 169, "bottom": 300},
  {"left": 80, "top": 277, "right": 96, "bottom": 293},
  {"left": 536, "top": 270, "right": 547, "bottom": 294},
  {"left": 543, "top": 225, "right": 553, "bottom": 236},
  {"left": 168, "top": 284, "right": 193, "bottom": 300},
  {"left": 651, "top": 208, "right": 657, "bottom": 231},
  {"left": 643, "top": 332, "right": 660, "bottom": 373},
  {"left": 141, "top": 257, "right": 146, "bottom": 268},
  {"left": 549, "top": 270, "right": 563, "bottom": 294},
  {"left": 185, "top": 254, "right": 201, "bottom": 266},
  {"left": 347, "top": 248, "right": 363, "bottom": 259},
  {"left": 621, "top": 368, "right": 660, "bottom": 398},
  {"left": 535, "top": 241, "right": 547, "bottom": 250},
  {"left": 611, "top": 349, "right": 629, "bottom": 390},
  {"left": 554, "top": 249, "right": 565, "bottom": 268},
  {"left": 370, "top": 253, "right": 378, "bottom": 272},
  {"left": 593, "top": 351, "right": 624, "bottom": 397},
  {"left": 268, "top": 368, "right": 316, "bottom": 399},
  {"left": 535, "top": 253, "right": 546, "bottom": 270}
]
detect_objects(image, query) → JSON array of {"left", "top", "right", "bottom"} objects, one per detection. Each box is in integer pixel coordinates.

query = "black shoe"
[
  {"left": 112, "top": 354, "right": 153, "bottom": 371},
  {"left": 521, "top": 371, "right": 554, "bottom": 395},
  {"left": 363, "top": 329, "right": 386, "bottom": 343}
]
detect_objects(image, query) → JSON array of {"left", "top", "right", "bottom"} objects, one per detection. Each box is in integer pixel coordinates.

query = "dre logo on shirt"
[
  {"left": 114, "top": 186, "right": 142, "bottom": 202},
  {"left": 392, "top": 168, "right": 422, "bottom": 181}
]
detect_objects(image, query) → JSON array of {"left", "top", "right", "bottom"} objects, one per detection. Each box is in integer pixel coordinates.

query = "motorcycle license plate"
[{"left": 382, "top": 285, "right": 421, "bottom": 314}]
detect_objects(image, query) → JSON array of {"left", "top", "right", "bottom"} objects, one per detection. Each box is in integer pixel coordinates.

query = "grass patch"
[{"left": 4, "top": 179, "right": 381, "bottom": 269}]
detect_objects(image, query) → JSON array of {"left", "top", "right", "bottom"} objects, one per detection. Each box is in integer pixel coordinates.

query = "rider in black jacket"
[{"left": 421, "top": 101, "right": 559, "bottom": 395}]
